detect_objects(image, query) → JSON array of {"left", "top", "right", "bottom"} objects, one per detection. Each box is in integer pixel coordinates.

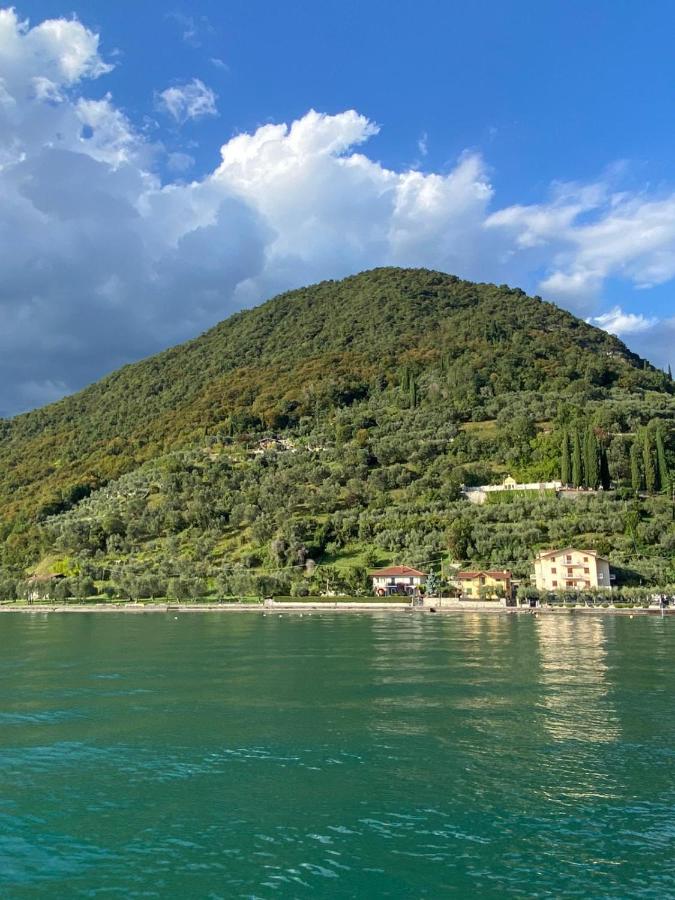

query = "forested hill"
[{"left": 0, "top": 267, "right": 673, "bottom": 590}]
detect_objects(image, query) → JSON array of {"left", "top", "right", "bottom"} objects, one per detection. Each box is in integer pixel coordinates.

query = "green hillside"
[{"left": 0, "top": 267, "right": 673, "bottom": 598}]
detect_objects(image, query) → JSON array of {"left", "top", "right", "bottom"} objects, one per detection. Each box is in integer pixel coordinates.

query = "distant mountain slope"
[{"left": 0, "top": 267, "right": 672, "bottom": 576}]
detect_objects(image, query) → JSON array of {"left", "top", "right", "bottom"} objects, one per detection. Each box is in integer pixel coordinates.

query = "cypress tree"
[
  {"left": 630, "top": 439, "right": 642, "bottom": 494},
  {"left": 409, "top": 375, "right": 418, "bottom": 409},
  {"left": 561, "top": 431, "right": 571, "bottom": 485},
  {"left": 656, "top": 429, "right": 670, "bottom": 493},
  {"left": 401, "top": 367, "right": 413, "bottom": 407},
  {"left": 643, "top": 431, "right": 656, "bottom": 494},
  {"left": 572, "top": 430, "right": 583, "bottom": 488},
  {"left": 584, "top": 426, "right": 600, "bottom": 489},
  {"left": 600, "top": 447, "right": 611, "bottom": 491}
]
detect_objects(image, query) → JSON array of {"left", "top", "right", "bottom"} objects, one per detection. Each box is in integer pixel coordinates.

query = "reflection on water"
[
  {"left": 368, "top": 614, "right": 442, "bottom": 735},
  {"left": 536, "top": 615, "right": 620, "bottom": 745},
  {"left": 0, "top": 612, "right": 673, "bottom": 898}
]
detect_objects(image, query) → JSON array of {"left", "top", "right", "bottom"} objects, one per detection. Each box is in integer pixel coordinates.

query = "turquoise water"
[{"left": 0, "top": 612, "right": 673, "bottom": 898}]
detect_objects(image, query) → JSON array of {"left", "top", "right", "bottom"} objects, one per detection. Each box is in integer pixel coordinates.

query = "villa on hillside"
[
  {"left": 462, "top": 475, "right": 562, "bottom": 505},
  {"left": 370, "top": 566, "right": 427, "bottom": 597},
  {"left": 533, "top": 548, "right": 612, "bottom": 591},
  {"left": 450, "top": 570, "right": 513, "bottom": 600}
]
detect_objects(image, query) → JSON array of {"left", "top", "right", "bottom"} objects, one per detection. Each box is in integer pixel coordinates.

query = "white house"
[
  {"left": 533, "top": 548, "right": 612, "bottom": 591},
  {"left": 370, "top": 566, "right": 427, "bottom": 597}
]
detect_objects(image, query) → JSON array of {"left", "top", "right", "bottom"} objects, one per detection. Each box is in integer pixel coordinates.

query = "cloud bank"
[{"left": 0, "top": 8, "right": 673, "bottom": 416}]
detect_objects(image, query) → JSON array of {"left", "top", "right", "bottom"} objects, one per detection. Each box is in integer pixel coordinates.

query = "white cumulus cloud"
[{"left": 590, "top": 307, "right": 659, "bottom": 336}]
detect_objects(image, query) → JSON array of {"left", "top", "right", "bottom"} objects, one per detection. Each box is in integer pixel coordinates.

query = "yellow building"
[
  {"left": 454, "top": 570, "right": 512, "bottom": 600},
  {"left": 533, "top": 548, "right": 612, "bottom": 591}
]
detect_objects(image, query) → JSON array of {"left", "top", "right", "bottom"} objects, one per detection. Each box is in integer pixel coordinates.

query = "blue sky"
[
  {"left": 20, "top": 0, "right": 675, "bottom": 190},
  {"left": 11, "top": 1, "right": 671, "bottom": 196},
  {"left": 1, "top": 1, "right": 675, "bottom": 414}
]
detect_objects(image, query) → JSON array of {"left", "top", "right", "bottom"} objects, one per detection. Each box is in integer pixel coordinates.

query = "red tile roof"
[
  {"left": 369, "top": 566, "right": 427, "bottom": 578},
  {"left": 456, "top": 570, "right": 512, "bottom": 580}
]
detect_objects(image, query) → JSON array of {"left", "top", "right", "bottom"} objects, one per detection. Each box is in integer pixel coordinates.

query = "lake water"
[{"left": 0, "top": 611, "right": 673, "bottom": 898}]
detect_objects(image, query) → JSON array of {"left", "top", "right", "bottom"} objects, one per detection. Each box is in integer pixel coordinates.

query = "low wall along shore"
[{"left": 0, "top": 599, "right": 672, "bottom": 615}]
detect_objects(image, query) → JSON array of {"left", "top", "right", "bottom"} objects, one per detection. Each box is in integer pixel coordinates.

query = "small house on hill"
[
  {"left": 452, "top": 570, "right": 512, "bottom": 600},
  {"left": 370, "top": 566, "right": 427, "bottom": 597},
  {"left": 252, "top": 436, "right": 297, "bottom": 455},
  {"left": 25, "top": 573, "right": 65, "bottom": 602},
  {"left": 462, "top": 475, "right": 562, "bottom": 505}
]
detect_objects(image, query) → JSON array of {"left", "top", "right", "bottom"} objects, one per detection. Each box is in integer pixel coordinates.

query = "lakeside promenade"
[{"left": 0, "top": 600, "right": 672, "bottom": 615}]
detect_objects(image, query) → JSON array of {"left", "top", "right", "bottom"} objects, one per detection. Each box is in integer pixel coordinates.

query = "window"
[
  {"left": 465, "top": 588, "right": 473, "bottom": 596},
  {"left": 551, "top": 567, "right": 557, "bottom": 574},
  {"left": 552, "top": 580, "right": 558, "bottom": 587},
  {"left": 584, "top": 567, "right": 589, "bottom": 574},
  {"left": 566, "top": 581, "right": 574, "bottom": 588},
  {"left": 583, "top": 556, "right": 588, "bottom": 562},
  {"left": 567, "top": 568, "right": 573, "bottom": 576}
]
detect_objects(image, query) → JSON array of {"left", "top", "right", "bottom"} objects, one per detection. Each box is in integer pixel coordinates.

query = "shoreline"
[{"left": 0, "top": 601, "right": 672, "bottom": 616}]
